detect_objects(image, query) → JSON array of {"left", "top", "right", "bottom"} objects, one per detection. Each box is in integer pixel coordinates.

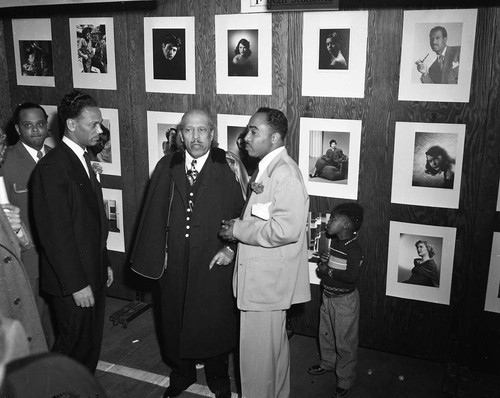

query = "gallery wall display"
[
  {"left": 89, "top": 108, "right": 121, "bottom": 176},
  {"left": 386, "top": 221, "right": 456, "bottom": 305},
  {"left": 302, "top": 11, "right": 368, "bottom": 98},
  {"left": 307, "top": 211, "right": 331, "bottom": 286},
  {"left": 391, "top": 121, "right": 465, "bottom": 209},
  {"left": 299, "top": 117, "right": 361, "bottom": 200},
  {"left": 144, "top": 16, "right": 195, "bottom": 94},
  {"left": 215, "top": 13, "right": 272, "bottom": 95},
  {"left": 102, "top": 188, "right": 125, "bottom": 253},
  {"left": 497, "top": 178, "right": 500, "bottom": 212},
  {"left": 69, "top": 17, "right": 117, "bottom": 90},
  {"left": 40, "top": 104, "right": 59, "bottom": 148},
  {"left": 146, "top": 110, "right": 184, "bottom": 176},
  {"left": 398, "top": 8, "right": 477, "bottom": 103},
  {"left": 240, "top": 0, "right": 268, "bottom": 13},
  {"left": 12, "top": 18, "right": 55, "bottom": 87},
  {"left": 484, "top": 232, "right": 500, "bottom": 313}
]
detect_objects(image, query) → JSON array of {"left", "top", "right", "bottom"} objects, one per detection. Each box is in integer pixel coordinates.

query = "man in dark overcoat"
[{"left": 131, "top": 109, "right": 244, "bottom": 398}]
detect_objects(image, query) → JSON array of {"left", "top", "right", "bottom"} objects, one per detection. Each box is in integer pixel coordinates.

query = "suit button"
[
  {"left": 27, "top": 336, "right": 32, "bottom": 342},
  {"left": 4, "top": 256, "right": 12, "bottom": 263},
  {"left": 14, "top": 297, "right": 21, "bottom": 305}
]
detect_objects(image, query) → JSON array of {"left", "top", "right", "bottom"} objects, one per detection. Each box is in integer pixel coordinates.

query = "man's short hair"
[
  {"left": 430, "top": 26, "right": 447, "bottom": 39},
  {"left": 82, "top": 26, "right": 93, "bottom": 37},
  {"left": 58, "top": 90, "right": 98, "bottom": 127},
  {"left": 13, "top": 103, "right": 48, "bottom": 125},
  {"left": 163, "top": 34, "right": 182, "bottom": 49},
  {"left": 256, "top": 107, "right": 288, "bottom": 140}
]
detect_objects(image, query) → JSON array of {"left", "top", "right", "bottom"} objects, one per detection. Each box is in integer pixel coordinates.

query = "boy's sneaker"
[
  {"left": 307, "top": 364, "right": 329, "bottom": 375},
  {"left": 333, "top": 387, "right": 350, "bottom": 398}
]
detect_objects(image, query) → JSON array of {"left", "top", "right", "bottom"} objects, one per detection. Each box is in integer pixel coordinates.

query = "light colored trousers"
[
  {"left": 319, "top": 289, "right": 360, "bottom": 390},
  {"left": 240, "top": 310, "right": 290, "bottom": 398}
]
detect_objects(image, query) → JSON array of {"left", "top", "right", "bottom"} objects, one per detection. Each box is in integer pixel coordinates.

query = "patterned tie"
[
  {"left": 187, "top": 159, "right": 198, "bottom": 186},
  {"left": 438, "top": 55, "right": 444, "bottom": 70},
  {"left": 36, "top": 150, "right": 43, "bottom": 162}
]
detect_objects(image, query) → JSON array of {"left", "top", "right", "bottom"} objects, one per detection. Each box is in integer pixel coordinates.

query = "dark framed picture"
[
  {"left": 318, "top": 28, "right": 350, "bottom": 70},
  {"left": 484, "top": 233, "right": 500, "bottom": 313}
]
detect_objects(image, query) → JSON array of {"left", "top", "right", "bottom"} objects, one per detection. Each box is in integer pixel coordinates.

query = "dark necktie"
[
  {"left": 240, "top": 165, "right": 259, "bottom": 220},
  {"left": 36, "top": 150, "right": 43, "bottom": 162},
  {"left": 187, "top": 159, "right": 198, "bottom": 186},
  {"left": 83, "top": 151, "right": 99, "bottom": 193}
]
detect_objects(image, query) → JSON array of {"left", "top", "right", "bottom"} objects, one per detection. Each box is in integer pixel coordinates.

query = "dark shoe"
[
  {"left": 333, "top": 387, "right": 350, "bottom": 398},
  {"left": 163, "top": 386, "right": 183, "bottom": 397},
  {"left": 214, "top": 389, "right": 231, "bottom": 398},
  {"left": 309, "top": 173, "right": 317, "bottom": 178},
  {"left": 307, "top": 364, "right": 330, "bottom": 375}
]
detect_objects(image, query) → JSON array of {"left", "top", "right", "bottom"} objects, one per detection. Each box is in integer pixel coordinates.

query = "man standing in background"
[{"left": 30, "top": 90, "right": 113, "bottom": 373}]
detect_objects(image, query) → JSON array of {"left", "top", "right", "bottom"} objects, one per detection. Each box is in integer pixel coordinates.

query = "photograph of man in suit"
[
  {"left": 416, "top": 26, "right": 460, "bottom": 84},
  {"left": 131, "top": 110, "right": 244, "bottom": 398},
  {"left": 30, "top": 90, "right": 113, "bottom": 373},
  {"left": 1, "top": 103, "right": 54, "bottom": 344},
  {"left": 219, "top": 107, "right": 311, "bottom": 398}
]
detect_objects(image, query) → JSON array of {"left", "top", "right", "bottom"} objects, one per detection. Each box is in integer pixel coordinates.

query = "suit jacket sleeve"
[
  {"left": 233, "top": 164, "right": 306, "bottom": 247},
  {"left": 31, "top": 162, "right": 89, "bottom": 294}
]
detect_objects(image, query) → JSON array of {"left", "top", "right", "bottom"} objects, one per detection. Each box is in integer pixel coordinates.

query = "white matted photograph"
[
  {"left": 144, "top": 17, "right": 195, "bottom": 94},
  {"left": 299, "top": 117, "right": 361, "bottom": 200},
  {"left": 302, "top": 11, "right": 368, "bottom": 98},
  {"left": 307, "top": 211, "right": 331, "bottom": 286},
  {"left": 147, "top": 111, "right": 184, "bottom": 176},
  {"left": 40, "top": 104, "right": 59, "bottom": 148},
  {"left": 87, "top": 108, "right": 121, "bottom": 176},
  {"left": 215, "top": 13, "right": 272, "bottom": 95},
  {"left": 484, "top": 232, "right": 500, "bottom": 313},
  {"left": 102, "top": 188, "right": 125, "bottom": 253},
  {"left": 386, "top": 221, "right": 456, "bottom": 305},
  {"left": 497, "top": 178, "right": 500, "bottom": 212},
  {"left": 12, "top": 19, "right": 54, "bottom": 87},
  {"left": 69, "top": 17, "right": 116, "bottom": 90},
  {"left": 398, "top": 9, "right": 477, "bottom": 103},
  {"left": 241, "top": 0, "right": 268, "bottom": 13},
  {"left": 391, "top": 122, "right": 465, "bottom": 209},
  {"left": 217, "top": 113, "right": 259, "bottom": 177}
]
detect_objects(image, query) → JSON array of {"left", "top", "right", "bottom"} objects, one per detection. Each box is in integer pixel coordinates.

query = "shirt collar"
[
  {"left": 63, "top": 135, "right": 86, "bottom": 158},
  {"left": 255, "top": 146, "right": 285, "bottom": 182},
  {"left": 185, "top": 149, "right": 210, "bottom": 172},
  {"left": 21, "top": 142, "right": 43, "bottom": 162}
]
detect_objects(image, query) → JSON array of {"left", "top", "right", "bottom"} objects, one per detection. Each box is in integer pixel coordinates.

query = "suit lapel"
[{"left": 196, "top": 150, "right": 220, "bottom": 201}]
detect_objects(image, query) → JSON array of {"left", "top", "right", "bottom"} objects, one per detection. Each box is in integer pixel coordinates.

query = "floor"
[{"left": 95, "top": 298, "right": 500, "bottom": 398}]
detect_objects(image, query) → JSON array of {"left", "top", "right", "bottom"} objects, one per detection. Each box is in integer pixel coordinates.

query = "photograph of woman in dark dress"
[
  {"left": 228, "top": 36, "right": 257, "bottom": 77},
  {"left": 422, "top": 145, "right": 455, "bottom": 188},
  {"left": 403, "top": 240, "right": 440, "bottom": 287},
  {"left": 309, "top": 139, "right": 347, "bottom": 179}
]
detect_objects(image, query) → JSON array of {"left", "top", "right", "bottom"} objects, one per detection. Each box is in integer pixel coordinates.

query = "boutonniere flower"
[
  {"left": 250, "top": 182, "right": 264, "bottom": 194},
  {"left": 91, "top": 162, "right": 103, "bottom": 175}
]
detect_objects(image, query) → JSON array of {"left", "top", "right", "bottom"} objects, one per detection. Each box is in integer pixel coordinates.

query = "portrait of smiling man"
[{"left": 30, "top": 90, "right": 113, "bottom": 374}]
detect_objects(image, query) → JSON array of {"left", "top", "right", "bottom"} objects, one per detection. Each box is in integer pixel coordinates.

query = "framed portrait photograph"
[
  {"left": 217, "top": 114, "right": 259, "bottom": 177},
  {"left": 40, "top": 104, "right": 59, "bottom": 148},
  {"left": 302, "top": 11, "right": 368, "bottom": 98},
  {"left": 69, "top": 17, "right": 116, "bottom": 90},
  {"left": 497, "top": 178, "right": 500, "bottom": 212},
  {"left": 391, "top": 122, "right": 465, "bottom": 209},
  {"left": 147, "top": 111, "right": 184, "bottom": 176},
  {"left": 241, "top": 0, "right": 268, "bottom": 13},
  {"left": 102, "top": 188, "right": 125, "bottom": 253},
  {"left": 144, "top": 17, "right": 195, "bottom": 94},
  {"left": 484, "top": 233, "right": 500, "bottom": 313},
  {"left": 87, "top": 108, "right": 121, "bottom": 176},
  {"left": 386, "top": 221, "right": 456, "bottom": 305},
  {"left": 215, "top": 13, "right": 272, "bottom": 95},
  {"left": 398, "top": 9, "right": 477, "bottom": 103},
  {"left": 299, "top": 117, "right": 361, "bottom": 200},
  {"left": 307, "top": 211, "right": 332, "bottom": 286},
  {"left": 12, "top": 19, "right": 54, "bottom": 87}
]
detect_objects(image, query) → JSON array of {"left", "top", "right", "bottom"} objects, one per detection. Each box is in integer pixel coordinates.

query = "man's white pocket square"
[{"left": 251, "top": 202, "right": 272, "bottom": 220}]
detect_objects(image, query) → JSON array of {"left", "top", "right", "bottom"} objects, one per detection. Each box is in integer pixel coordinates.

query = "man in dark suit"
[
  {"left": 416, "top": 26, "right": 460, "bottom": 84},
  {"left": 131, "top": 110, "right": 244, "bottom": 398},
  {"left": 30, "top": 90, "right": 113, "bottom": 373},
  {"left": 1, "top": 103, "right": 53, "bottom": 344}
]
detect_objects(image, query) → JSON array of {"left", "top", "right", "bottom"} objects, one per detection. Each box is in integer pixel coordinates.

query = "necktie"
[
  {"left": 83, "top": 151, "right": 99, "bottom": 192},
  {"left": 438, "top": 55, "right": 444, "bottom": 70},
  {"left": 36, "top": 150, "right": 43, "bottom": 161},
  {"left": 83, "top": 151, "right": 107, "bottom": 246},
  {"left": 187, "top": 159, "right": 198, "bottom": 186}
]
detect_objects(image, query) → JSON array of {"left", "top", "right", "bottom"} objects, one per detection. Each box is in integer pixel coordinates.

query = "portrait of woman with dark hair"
[
  {"left": 229, "top": 38, "right": 257, "bottom": 77},
  {"left": 318, "top": 29, "right": 350, "bottom": 70},
  {"left": 403, "top": 240, "right": 440, "bottom": 287},
  {"left": 423, "top": 145, "right": 455, "bottom": 189}
]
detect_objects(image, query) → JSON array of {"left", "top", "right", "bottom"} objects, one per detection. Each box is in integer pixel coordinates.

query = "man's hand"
[
  {"left": 72, "top": 285, "right": 94, "bottom": 307},
  {"left": 219, "top": 219, "right": 236, "bottom": 242},
  {"left": 2, "top": 203, "right": 22, "bottom": 233},
  {"left": 416, "top": 61, "right": 428, "bottom": 75},
  {"left": 209, "top": 246, "right": 235, "bottom": 270},
  {"left": 319, "top": 250, "right": 330, "bottom": 264},
  {"left": 317, "top": 262, "right": 330, "bottom": 277},
  {"left": 107, "top": 266, "right": 114, "bottom": 287}
]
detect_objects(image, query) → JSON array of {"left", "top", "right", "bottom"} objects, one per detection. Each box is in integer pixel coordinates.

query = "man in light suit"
[
  {"left": 1, "top": 103, "right": 53, "bottom": 344},
  {"left": 30, "top": 90, "right": 113, "bottom": 373},
  {"left": 220, "top": 107, "right": 311, "bottom": 398},
  {"left": 416, "top": 26, "right": 460, "bottom": 84}
]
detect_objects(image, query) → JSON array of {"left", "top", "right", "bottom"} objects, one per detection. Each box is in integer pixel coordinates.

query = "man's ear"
[{"left": 66, "top": 118, "right": 76, "bottom": 132}]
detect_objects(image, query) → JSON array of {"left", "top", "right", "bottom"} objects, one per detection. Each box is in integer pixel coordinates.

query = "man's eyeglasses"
[{"left": 21, "top": 121, "right": 48, "bottom": 130}]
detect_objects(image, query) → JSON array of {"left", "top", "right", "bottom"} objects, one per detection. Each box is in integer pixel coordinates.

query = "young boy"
[{"left": 308, "top": 202, "right": 364, "bottom": 398}]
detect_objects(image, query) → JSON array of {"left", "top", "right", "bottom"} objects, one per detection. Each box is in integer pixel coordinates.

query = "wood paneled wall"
[{"left": 1, "top": 1, "right": 499, "bottom": 373}]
